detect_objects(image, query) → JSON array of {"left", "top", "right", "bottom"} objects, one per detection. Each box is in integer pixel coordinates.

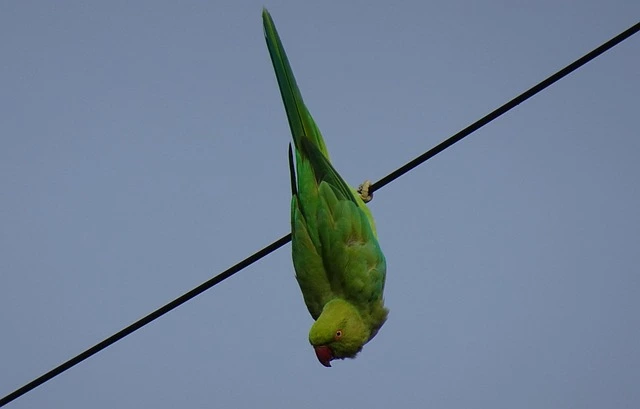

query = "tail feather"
[
  {"left": 262, "top": 9, "right": 330, "bottom": 159},
  {"left": 288, "top": 143, "right": 297, "bottom": 196}
]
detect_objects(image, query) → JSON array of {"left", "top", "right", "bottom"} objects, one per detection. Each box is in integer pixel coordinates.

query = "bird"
[{"left": 262, "top": 9, "right": 389, "bottom": 367}]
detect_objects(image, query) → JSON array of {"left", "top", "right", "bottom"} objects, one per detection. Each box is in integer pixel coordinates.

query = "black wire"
[
  {"left": 0, "top": 234, "right": 291, "bottom": 407},
  {"left": 1, "top": 20, "right": 638, "bottom": 408},
  {"left": 370, "top": 21, "right": 640, "bottom": 194}
]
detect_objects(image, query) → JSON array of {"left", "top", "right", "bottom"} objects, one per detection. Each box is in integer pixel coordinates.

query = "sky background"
[{"left": 1, "top": 1, "right": 639, "bottom": 408}]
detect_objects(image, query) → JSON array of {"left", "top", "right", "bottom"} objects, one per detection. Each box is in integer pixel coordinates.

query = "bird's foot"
[{"left": 357, "top": 180, "right": 373, "bottom": 203}]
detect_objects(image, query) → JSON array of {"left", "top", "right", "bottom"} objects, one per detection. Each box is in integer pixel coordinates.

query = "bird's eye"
[{"left": 335, "top": 330, "right": 343, "bottom": 339}]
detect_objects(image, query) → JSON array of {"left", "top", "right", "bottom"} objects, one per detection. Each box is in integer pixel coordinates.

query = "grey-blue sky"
[{"left": 1, "top": 1, "right": 639, "bottom": 408}]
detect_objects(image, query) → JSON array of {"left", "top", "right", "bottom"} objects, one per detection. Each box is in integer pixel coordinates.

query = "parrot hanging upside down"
[{"left": 262, "top": 9, "right": 389, "bottom": 367}]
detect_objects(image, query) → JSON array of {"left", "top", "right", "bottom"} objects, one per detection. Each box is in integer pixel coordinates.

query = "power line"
[
  {"left": 0, "top": 234, "right": 292, "bottom": 407},
  {"left": 370, "top": 21, "right": 640, "bottom": 194},
  {"left": 1, "top": 20, "right": 638, "bottom": 409}
]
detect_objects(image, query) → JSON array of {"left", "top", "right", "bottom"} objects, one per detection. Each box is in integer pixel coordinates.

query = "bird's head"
[{"left": 308, "top": 299, "right": 369, "bottom": 367}]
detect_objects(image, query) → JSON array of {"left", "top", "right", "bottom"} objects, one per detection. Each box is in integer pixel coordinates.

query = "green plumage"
[{"left": 263, "top": 9, "right": 388, "bottom": 366}]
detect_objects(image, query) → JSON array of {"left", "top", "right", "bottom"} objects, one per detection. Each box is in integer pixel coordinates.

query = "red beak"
[{"left": 314, "top": 345, "right": 333, "bottom": 367}]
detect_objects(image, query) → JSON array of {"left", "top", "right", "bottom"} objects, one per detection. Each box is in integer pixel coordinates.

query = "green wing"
[{"left": 263, "top": 9, "right": 386, "bottom": 319}]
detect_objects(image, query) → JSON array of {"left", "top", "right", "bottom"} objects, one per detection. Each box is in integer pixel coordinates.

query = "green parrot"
[{"left": 262, "top": 9, "right": 388, "bottom": 367}]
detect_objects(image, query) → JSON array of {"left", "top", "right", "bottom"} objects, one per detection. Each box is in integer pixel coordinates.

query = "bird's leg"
[{"left": 357, "top": 180, "right": 373, "bottom": 203}]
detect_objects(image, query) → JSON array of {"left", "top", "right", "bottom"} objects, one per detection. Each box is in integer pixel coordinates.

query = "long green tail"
[
  {"left": 263, "top": 9, "right": 360, "bottom": 206},
  {"left": 262, "top": 9, "right": 329, "bottom": 157}
]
